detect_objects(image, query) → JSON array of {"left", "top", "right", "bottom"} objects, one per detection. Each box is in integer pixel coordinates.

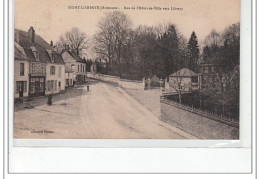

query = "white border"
[{"left": 6, "top": 0, "right": 254, "bottom": 174}]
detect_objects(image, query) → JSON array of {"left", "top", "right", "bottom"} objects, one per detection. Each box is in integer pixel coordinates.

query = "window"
[
  {"left": 16, "top": 81, "right": 27, "bottom": 93},
  {"left": 50, "top": 66, "right": 55, "bottom": 75},
  {"left": 81, "top": 64, "right": 82, "bottom": 72},
  {"left": 78, "top": 65, "right": 80, "bottom": 72},
  {"left": 191, "top": 76, "right": 198, "bottom": 83},
  {"left": 46, "top": 80, "right": 57, "bottom": 92},
  {"left": 71, "top": 64, "right": 75, "bottom": 72},
  {"left": 58, "top": 67, "right": 61, "bottom": 77},
  {"left": 20, "top": 63, "right": 24, "bottom": 76},
  {"left": 83, "top": 66, "right": 84, "bottom": 72}
]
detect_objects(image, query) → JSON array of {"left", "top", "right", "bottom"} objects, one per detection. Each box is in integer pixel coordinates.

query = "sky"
[{"left": 15, "top": 0, "right": 240, "bottom": 52}]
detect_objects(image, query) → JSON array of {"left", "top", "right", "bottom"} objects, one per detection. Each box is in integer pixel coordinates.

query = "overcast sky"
[{"left": 15, "top": 0, "right": 240, "bottom": 47}]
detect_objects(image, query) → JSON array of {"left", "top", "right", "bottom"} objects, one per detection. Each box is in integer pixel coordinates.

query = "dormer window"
[
  {"left": 34, "top": 51, "right": 39, "bottom": 61},
  {"left": 47, "top": 49, "right": 54, "bottom": 62},
  {"left": 51, "top": 53, "right": 54, "bottom": 62},
  {"left": 30, "top": 46, "right": 39, "bottom": 61}
]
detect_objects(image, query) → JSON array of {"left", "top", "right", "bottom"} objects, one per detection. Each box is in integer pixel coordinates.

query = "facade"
[
  {"left": 45, "top": 52, "right": 66, "bottom": 94},
  {"left": 15, "top": 27, "right": 66, "bottom": 98},
  {"left": 14, "top": 44, "right": 30, "bottom": 99},
  {"left": 62, "top": 47, "right": 86, "bottom": 85},
  {"left": 166, "top": 68, "right": 198, "bottom": 93}
]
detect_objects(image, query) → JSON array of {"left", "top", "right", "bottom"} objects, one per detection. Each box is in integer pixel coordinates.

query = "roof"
[
  {"left": 170, "top": 68, "right": 197, "bottom": 77},
  {"left": 62, "top": 50, "right": 85, "bottom": 63},
  {"left": 15, "top": 28, "right": 65, "bottom": 64},
  {"left": 23, "top": 48, "right": 37, "bottom": 62},
  {"left": 14, "top": 46, "right": 28, "bottom": 60},
  {"left": 15, "top": 29, "right": 53, "bottom": 51},
  {"left": 52, "top": 53, "right": 65, "bottom": 64}
]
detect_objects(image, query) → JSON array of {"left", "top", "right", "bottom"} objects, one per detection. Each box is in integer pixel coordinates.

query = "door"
[
  {"left": 18, "top": 81, "right": 24, "bottom": 98},
  {"left": 35, "top": 78, "right": 40, "bottom": 96},
  {"left": 58, "top": 81, "right": 61, "bottom": 91},
  {"left": 29, "top": 76, "right": 45, "bottom": 97}
]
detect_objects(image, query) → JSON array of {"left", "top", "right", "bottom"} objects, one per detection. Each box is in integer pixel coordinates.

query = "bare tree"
[
  {"left": 93, "top": 11, "right": 132, "bottom": 68},
  {"left": 169, "top": 68, "right": 190, "bottom": 105},
  {"left": 204, "top": 29, "right": 222, "bottom": 49},
  {"left": 56, "top": 27, "right": 89, "bottom": 56}
]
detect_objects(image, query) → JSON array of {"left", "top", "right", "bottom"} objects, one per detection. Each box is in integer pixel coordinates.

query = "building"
[
  {"left": 166, "top": 68, "right": 198, "bottom": 92},
  {"left": 61, "top": 45, "right": 86, "bottom": 86},
  {"left": 14, "top": 43, "right": 30, "bottom": 99},
  {"left": 15, "top": 27, "right": 66, "bottom": 97},
  {"left": 198, "top": 63, "right": 217, "bottom": 89}
]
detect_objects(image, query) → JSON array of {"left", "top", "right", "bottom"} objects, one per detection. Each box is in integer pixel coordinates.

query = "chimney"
[
  {"left": 50, "top": 40, "right": 53, "bottom": 47},
  {"left": 28, "top": 26, "right": 35, "bottom": 43}
]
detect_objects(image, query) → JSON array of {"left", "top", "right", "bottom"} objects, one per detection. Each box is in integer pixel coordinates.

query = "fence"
[{"left": 160, "top": 96, "right": 239, "bottom": 128}]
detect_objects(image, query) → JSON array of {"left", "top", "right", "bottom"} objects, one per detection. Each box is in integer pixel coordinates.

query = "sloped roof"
[
  {"left": 23, "top": 48, "right": 37, "bottom": 62},
  {"left": 170, "top": 68, "right": 197, "bottom": 77},
  {"left": 15, "top": 29, "right": 53, "bottom": 51},
  {"left": 61, "top": 50, "right": 85, "bottom": 63},
  {"left": 52, "top": 53, "right": 65, "bottom": 64},
  {"left": 14, "top": 46, "right": 28, "bottom": 60},
  {"left": 15, "top": 28, "right": 65, "bottom": 64}
]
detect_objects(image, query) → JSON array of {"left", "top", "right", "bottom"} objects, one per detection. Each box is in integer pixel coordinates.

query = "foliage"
[
  {"left": 56, "top": 27, "right": 89, "bottom": 57},
  {"left": 187, "top": 31, "right": 200, "bottom": 72}
]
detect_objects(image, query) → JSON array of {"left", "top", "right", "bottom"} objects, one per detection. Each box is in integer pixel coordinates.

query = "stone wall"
[
  {"left": 160, "top": 99, "right": 239, "bottom": 139},
  {"left": 119, "top": 79, "right": 144, "bottom": 90},
  {"left": 86, "top": 72, "right": 144, "bottom": 90}
]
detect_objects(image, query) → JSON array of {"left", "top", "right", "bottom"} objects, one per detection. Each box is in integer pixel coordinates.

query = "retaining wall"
[
  {"left": 160, "top": 98, "right": 239, "bottom": 139},
  {"left": 86, "top": 72, "right": 145, "bottom": 90},
  {"left": 119, "top": 79, "right": 144, "bottom": 90}
]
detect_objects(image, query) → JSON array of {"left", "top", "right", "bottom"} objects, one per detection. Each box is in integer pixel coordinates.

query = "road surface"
[{"left": 14, "top": 80, "right": 196, "bottom": 139}]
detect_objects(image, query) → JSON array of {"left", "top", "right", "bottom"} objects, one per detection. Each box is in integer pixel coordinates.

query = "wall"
[
  {"left": 86, "top": 72, "right": 144, "bottom": 90},
  {"left": 100, "top": 74, "right": 120, "bottom": 84},
  {"left": 14, "top": 60, "right": 30, "bottom": 98},
  {"left": 119, "top": 79, "right": 144, "bottom": 90},
  {"left": 46, "top": 63, "right": 65, "bottom": 94},
  {"left": 160, "top": 99, "right": 239, "bottom": 139}
]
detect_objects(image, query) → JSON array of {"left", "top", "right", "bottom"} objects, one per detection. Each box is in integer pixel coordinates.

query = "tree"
[
  {"left": 93, "top": 11, "right": 132, "bottom": 75},
  {"left": 187, "top": 31, "right": 199, "bottom": 72},
  {"left": 158, "top": 24, "right": 180, "bottom": 78},
  {"left": 56, "top": 27, "right": 89, "bottom": 56},
  {"left": 134, "top": 25, "right": 159, "bottom": 78},
  {"left": 219, "top": 23, "right": 240, "bottom": 72}
]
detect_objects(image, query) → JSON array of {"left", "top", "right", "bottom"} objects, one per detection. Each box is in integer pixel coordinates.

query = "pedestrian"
[{"left": 47, "top": 94, "right": 52, "bottom": 105}]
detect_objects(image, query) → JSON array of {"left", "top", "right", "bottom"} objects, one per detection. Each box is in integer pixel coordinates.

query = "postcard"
[{"left": 13, "top": 0, "right": 242, "bottom": 142}]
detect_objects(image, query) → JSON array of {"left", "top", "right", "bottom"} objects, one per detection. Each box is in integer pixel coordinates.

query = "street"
[{"left": 14, "top": 80, "right": 196, "bottom": 139}]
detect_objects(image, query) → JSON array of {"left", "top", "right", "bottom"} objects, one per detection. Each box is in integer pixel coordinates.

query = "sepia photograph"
[{"left": 13, "top": 0, "right": 240, "bottom": 140}]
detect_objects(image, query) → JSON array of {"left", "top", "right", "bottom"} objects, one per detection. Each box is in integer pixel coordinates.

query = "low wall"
[
  {"left": 100, "top": 74, "right": 120, "bottom": 84},
  {"left": 119, "top": 79, "right": 144, "bottom": 90},
  {"left": 86, "top": 72, "right": 145, "bottom": 90}
]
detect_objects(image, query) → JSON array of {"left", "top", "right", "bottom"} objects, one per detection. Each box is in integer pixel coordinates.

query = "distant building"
[
  {"left": 198, "top": 63, "right": 217, "bottom": 89},
  {"left": 15, "top": 27, "right": 66, "bottom": 98},
  {"left": 90, "top": 62, "right": 97, "bottom": 73},
  {"left": 166, "top": 68, "right": 199, "bottom": 92},
  {"left": 61, "top": 45, "right": 86, "bottom": 86}
]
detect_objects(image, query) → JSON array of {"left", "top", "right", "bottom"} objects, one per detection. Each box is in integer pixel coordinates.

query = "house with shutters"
[
  {"left": 14, "top": 26, "right": 66, "bottom": 98},
  {"left": 14, "top": 43, "right": 30, "bottom": 99},
  {"left": 61, "top": 45, "right": 86, "bottom": 86}
]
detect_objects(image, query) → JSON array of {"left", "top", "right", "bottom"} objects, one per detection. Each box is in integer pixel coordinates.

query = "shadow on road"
[{"left": 14, "top": 85, "right": 85, "bottom": 112}]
